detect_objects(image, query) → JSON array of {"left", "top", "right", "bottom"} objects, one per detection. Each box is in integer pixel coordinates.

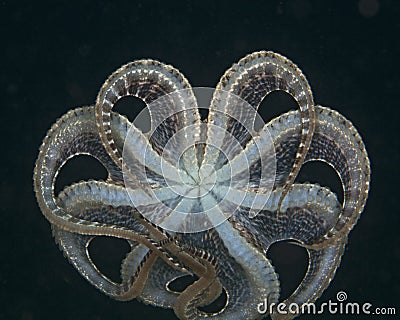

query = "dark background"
[{"left": 1, "top": 0, "right": 399, "bottom": 319}]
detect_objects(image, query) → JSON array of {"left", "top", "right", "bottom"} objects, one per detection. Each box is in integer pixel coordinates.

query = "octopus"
[{"left": 33, "top": 51, "right": 370, "bottom": 319}]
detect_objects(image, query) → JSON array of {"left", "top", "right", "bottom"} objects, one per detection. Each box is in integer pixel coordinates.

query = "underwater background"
[{"left": 1, "top": 0, "right": 399, "bottom": 319}]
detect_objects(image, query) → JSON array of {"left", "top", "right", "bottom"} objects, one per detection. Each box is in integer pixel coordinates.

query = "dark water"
[{"left": 2, "top": 0, "right": 399, "bottom": 319}]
